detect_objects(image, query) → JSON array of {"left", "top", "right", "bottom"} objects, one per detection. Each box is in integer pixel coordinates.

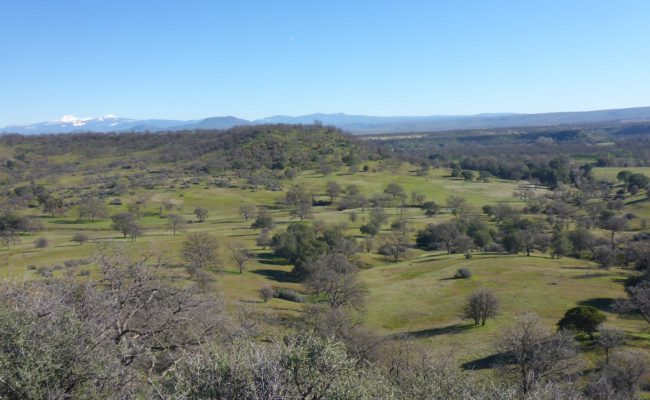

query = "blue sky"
[{"left": 1, "top": 1, "right": 649, "bottom": 126}]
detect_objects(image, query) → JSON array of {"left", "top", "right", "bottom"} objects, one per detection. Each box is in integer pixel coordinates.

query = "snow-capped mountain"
[
  {"left": 2, "top": 115, "right": 193, "bottom": 134},
  {"left": 3, "top": 106, "right": 650, "bottom": 135}
]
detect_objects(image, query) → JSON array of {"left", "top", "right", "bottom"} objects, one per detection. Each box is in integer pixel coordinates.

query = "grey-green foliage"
[
  {"left": 0, "top": 284, "right": 132, "bottom": 400},
  {"left": 160, "top": 333, "right": 378, "bottom": 400}
]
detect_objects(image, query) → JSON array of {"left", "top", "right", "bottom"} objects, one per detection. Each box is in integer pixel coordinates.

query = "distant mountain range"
[{"left": 3, "top": 106, "right": 650, "bottom": 135}]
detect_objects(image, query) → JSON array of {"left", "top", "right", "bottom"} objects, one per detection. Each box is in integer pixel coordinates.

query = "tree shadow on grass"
[
  {"left": 626, "top": 197, "right": 649, "bottom": 206},
  {"left": 251, "top": 269, "right": 297, "bottom": 283},
  {"left": 256, "top": 252, "right": 287, "bottom": 266},
  {"left": 563, "top": 265, "right": 601, "bottom": 270},
  {"left": 49, "top": 219, "right": 98, "bottom": 225},
  {"left": 404, "top": 323, "right": 474, "bottom": 338},
  {"left": 462, "top": 352, "right": 509, "bottom": 370},
  {"left": 229, "top": 233, "right": 256, "bottom": 238},
  {"left": 573, "top": 273, "right": 610, "bottom": 279},
  {"left": 578, "top": 297, "right": 616, "bottom": 312}
]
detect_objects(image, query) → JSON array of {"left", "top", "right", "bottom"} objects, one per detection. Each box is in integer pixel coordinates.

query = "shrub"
[
  {"left": 63, "top": 259, "right": 82, "bottom": 268},
  {"left": 360, "top": 223, "right": 379, "bottom": 237},
  {"left": 486, "top": 243, "right": 504, "bottom": 253},
  {"left": 390, "top": 220, "right": 405, "bottom": 231},
  {"left": 251, "top": 209, "right": 274, "bottom": 229},
  {"left": 455, "top": 267, "right": 472, "bottom": 279},
  {"left": 276, "top": 288, "right": 305, "bottom": 303},
  {"left": 259, "top": 285, "right": 276, "bottom": 302},
  {"left": 34, "top": 237, "right": 49, "bottom": 250},
  {"left": 558, "top": 306, "right": 606, "bottom": 338},
  {"left": 71, "top": 232, "right": 89, "bottom": 245}
]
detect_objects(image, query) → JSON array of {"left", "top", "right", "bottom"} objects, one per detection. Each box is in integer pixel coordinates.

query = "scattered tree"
[
  {"left": 110, "top": 212, "right": 137, "bottom": 238},
  {"left": 43, "top": 197, "right": 65, "bottom": 217},
  {"left": 259, "top": 285, "right": 276, "bottom": 302},
  {"left": 228, "top": 242, "right": 252, "bottom": 274},
  {"left": 166, "top": 214, "right": 185, "bottom": 235},
  {"left": 602, "top": 216, "right": 628, "bottom": 249},
  {"left": 422, "top": 201, "right": 440, "bottom": 216},
  {"left": 239, "top": 204, "right": 257, "bottom": 222},
  {"left": 498, "top": 313, "right": 577, "bottom": 395},
  {"left": 586, "top": 350, "right": 649, "bottom": 399},
  {"left": 305, "top": 253, "right": 366, "bottom": 310},
  {"left": 462, "top": 288, "right": 499, "bottom": 326},
  {"left": 325, "top": 181, "right": 342, "bottom": 203},
  {"left": 182, "top": 232, "right": 219, "bottom": 279},
  {"left": 256, "top": 228, "right": 272, "bottom": 249},
  {"left": 384, "top": 183, "right": 407, "bottom": 204},
  {"left": 550, "top": 225, "right": 572, "bottom": 259},
  {"left": 71, "top": 232, "right": 88, "bottom": 245},
  {"left": 33, "top": 237, "right": 48, "bottom": 251},
  {"left": 557, "top": 306, "right": 606, "bottom": 339},
  {"left": 252, "top": 208, "right": 274, "bottom": 229},
  {"left": 411, "top": 191, "right": 425, "bottom": 207},
  {"left": 290, "top": 199, "right": 313, "bottom": 221},
  {"left": 378, "top": 232, "right": 410, "bottom": 262},
  {"left": 194, "top": 207, "right": 209, "bottom": 223},
  {"left": 78, "top": 197, "right": 108, "bottom": 221},
  {"left": 597, "top": 325, "right": 625, "bottom": 364}
]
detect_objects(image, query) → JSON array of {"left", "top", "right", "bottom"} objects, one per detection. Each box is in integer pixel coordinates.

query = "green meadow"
[{"left": 2, "top": 161, "right": 648, "bottom": 367}]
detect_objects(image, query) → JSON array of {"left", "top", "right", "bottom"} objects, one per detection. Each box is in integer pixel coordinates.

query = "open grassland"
[
  {"left": 594, "top": 166, "right": 650, "bottom": 182},
  {"left": 2, "top": 163, "right": 648, "bottom": 366},
  {"left": 363, "top": 253, "right": 648, "bottom": 366}
]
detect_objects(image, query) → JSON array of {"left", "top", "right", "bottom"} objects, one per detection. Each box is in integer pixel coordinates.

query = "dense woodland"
[
  {"left": 372, "top": 122, "right": 650, "bottom": 188},
  {"left": 0, "top": 123, "right": 649, "bottom": 399}
]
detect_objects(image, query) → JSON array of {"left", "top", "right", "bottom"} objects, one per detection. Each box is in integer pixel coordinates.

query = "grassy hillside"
[{"left": 1, "top": 127, "right": 650, "bottom": 397}]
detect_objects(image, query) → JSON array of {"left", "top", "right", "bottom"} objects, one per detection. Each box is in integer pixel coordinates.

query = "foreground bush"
[{"left": 159, "top": 334, "right": 380, "bottom": 400}]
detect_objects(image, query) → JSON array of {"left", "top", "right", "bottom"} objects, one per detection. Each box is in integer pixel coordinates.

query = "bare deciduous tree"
[
  {"left": 379, "top": 231, "right": 410, "bottom": 262},
  {"left": 240, "top": 204, "right": 257, "bottom": 222},
  {"left": 259, "top": 285, "right": 275, "bottom": 302},
  {"left": 228, "top": 242, "right": 252, "bottom": 274},
  {"left": 166, "top": 213, "right": 185, "bottom": 235},
  {"left": 72, "top": 232, "right": 89, "bottom": 245},
  {"left": 182, "top": 232, "right": 219, "bottom": 279},
  {"left": 325, "top": 181, "right": 342, "bottom": 203},
  {"left": 597, "top": 325, "right": 625, "bottom": 364},
  {"left": 615, "top": 280, "right": 650, "bottom": 324},
  {"left": 78, "top": 196, "right": 109, "bottom": 221},
  {"left": 111, "top": 212, "right": 137, "bottom": 238},
  {"left": 462, "top": 288, "right": 499, "bottom": 326},
  {"left": 194, "top": 207, "right": 208, "bottom": 222},
  {"left": 290, "top": 199, "right": 313, "bottom": 221},
  {"left": 306, "top": 253, "right": 366, "bottom": 310},
  {"left": 498, "top": 313, "right": 578, "bottom": 396},
  {"left": 586, "top": 350, "right": 648, "bottom": 400},
  {"left": 0, "top": 245, "right": 226, "bottom": 398},
  {"left": 159, "top": 199, "right": 174, "bottom": 217}
]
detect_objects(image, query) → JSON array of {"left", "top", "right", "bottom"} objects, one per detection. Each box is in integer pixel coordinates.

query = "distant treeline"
[{"left": 370, "top": 122, "right": 650, "bottom": 188}]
